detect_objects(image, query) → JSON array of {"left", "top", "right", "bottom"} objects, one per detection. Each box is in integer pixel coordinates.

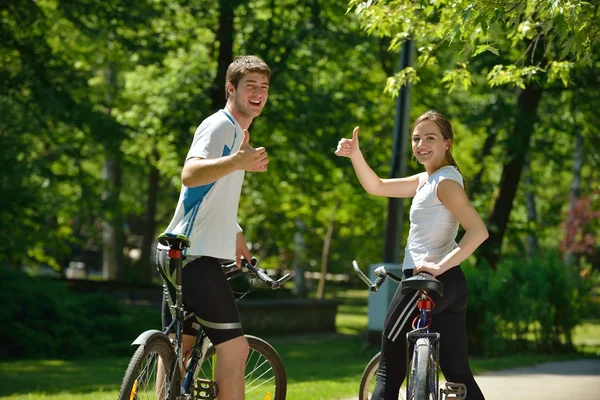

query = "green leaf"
[{"left": 473, "top": 44, "right": 500, "bottom": 57}]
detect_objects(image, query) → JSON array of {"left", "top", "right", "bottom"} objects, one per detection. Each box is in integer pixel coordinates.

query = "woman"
[{"left": 335, "top": 110, "right": 488, "bottom": 399}]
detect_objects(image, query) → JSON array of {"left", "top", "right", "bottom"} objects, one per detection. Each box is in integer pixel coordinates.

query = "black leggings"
[{"left": 371, "top": 266, "right": 484, "bottom": 400}]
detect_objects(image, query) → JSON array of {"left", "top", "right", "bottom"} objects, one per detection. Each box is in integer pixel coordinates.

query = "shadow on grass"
[
  {"left": 0, "top": 333, "right": 377, "bottom": 397},
  {"left": 0, "top": 357, "right": 130, "bottom": 396},
  {"left": 265, "top": 333, "right": 378, "bottom": 383},
  {"left": 1, "top": 332, "right": 597, "bottom": 398}
]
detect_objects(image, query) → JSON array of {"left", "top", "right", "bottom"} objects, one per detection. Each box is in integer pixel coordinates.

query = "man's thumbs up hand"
[{"left": 235, "top": 129, "right": 269, "bottom": 172}]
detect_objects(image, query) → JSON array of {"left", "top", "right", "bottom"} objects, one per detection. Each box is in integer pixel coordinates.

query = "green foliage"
[
  {"left": 1, "top": 0, "right": 599, "bottom": 296},
  {"left": 464, "top": 252, "right": 596, "bottom": 355},
  {"left": 0, "top": 268, "right": 159, "bottom": 360},
  {"left": 349, "top": 0, "right": 600, "bottom": 90}
]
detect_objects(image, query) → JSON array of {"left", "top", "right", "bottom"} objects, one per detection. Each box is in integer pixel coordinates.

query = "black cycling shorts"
[{"left": 157, "top": 250, "right": 244, "bottom": 346}]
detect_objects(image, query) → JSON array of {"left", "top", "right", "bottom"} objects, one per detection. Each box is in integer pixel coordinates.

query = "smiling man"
[{"left": 157, "top": 56, "right": 271, "bottom": 400}]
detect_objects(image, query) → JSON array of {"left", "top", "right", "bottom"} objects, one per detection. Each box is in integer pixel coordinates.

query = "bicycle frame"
[
  {"left": 159, "top": 243, "right": 290, "bottom": 399},
  {"left": 351, "top": 261, "right": 447, "bottom": 400}
]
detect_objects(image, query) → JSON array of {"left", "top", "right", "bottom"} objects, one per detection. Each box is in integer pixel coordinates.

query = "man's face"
[{"left": 227, "top": 72, "right": 270, "bottom": 119}]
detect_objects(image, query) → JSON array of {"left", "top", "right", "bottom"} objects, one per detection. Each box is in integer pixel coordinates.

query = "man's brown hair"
[{"left": 225, "top": 56, "right": 271, "bottom": 99}]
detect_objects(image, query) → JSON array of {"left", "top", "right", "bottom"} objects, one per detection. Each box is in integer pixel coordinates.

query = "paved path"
[
  {"left": 342, "top": 359, "right": 600, "bottom": 400},
  {"left": 475, "top": 359, "right": 600, "bottom": 400}
]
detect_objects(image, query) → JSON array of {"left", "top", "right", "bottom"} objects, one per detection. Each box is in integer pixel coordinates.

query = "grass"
[{"left": 1, "top": 288, "right": 599, "bottom": 400}]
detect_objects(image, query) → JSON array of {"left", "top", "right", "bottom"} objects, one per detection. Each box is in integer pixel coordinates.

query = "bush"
[
  {"left": 0, "top": 268, "right": 159, "bottom": 360},
  {"left": 464, "top": 252, "right": 596, "bottom": 356}
]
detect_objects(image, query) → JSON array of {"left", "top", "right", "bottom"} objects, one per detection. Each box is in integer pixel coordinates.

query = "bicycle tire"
[
  {"left": 412, "top": 338, "right": 430, "bottom": 400},
  {"left": 118, "top": 333, "right": 179, "bottom": 400},
  {"left": 358, "top": 352, "right": 410, "bottom": 400},
  {"left": 193, "top": 335, "right": 287, "bottom": 400},
  {"left": 358, "top": 352, "right": 380, "bottom": 400}
]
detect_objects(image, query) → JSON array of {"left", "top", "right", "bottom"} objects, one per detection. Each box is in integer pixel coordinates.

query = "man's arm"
[
  {"left": 182, "top": 129, "right": 268, "bottom": 188},
  {"left": 182, "top": 156, "right": 239, "bottom": 187}
]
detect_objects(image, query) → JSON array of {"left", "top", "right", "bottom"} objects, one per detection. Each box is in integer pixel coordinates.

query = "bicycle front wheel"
[
  {"left": 194, "top": 335, "right": 287, "bottom": 400},
  {"left": 411, "top": 338, "right": 431, "bottom": 400},
  {"left": 118, "top": 333, "right": 179, "bottom": 400}
]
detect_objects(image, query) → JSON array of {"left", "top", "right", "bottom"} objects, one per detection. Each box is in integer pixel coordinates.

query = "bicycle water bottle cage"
[
  {"left": 158, "top": 232, "right": 191, "bottom": 249},
  {"left": 401, "top": 273, "right": 443, "bottom": 296}
]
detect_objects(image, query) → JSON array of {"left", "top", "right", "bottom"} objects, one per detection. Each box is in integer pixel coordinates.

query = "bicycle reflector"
[
  {"left": 169, "top": 249, "right": 183, "bottom": 259},
  {"left": 417, "top": 299, "right": 432, "bottom": 310}
]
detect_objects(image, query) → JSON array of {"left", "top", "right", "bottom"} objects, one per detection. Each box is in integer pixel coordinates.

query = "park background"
[{"left": 1, "top": 0, "right": 599, "bottom": 399}]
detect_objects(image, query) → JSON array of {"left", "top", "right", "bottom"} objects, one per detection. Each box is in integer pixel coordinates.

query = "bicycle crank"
[
  {"left": 440, "top": 381, "right": 467, "bottom": 399},
  {"left": 192, "top": 378, "right": 219, "bottom": 399}
]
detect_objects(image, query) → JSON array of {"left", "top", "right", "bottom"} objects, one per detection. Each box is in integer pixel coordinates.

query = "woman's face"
[{"left": 411, "top": 120, "right": 450, "bottom": 167}]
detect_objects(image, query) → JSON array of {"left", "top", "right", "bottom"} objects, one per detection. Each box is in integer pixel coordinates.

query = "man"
[{"left": 158, "top": 55, "right": 271, "bottom": 399}]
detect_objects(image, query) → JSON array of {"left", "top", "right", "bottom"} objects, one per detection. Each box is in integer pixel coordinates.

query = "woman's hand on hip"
[{"left": 414, "top": 260, "right": 442, "bottom": 277}]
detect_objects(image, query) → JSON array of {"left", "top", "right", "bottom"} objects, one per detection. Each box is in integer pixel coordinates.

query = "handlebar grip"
[
  {"left": 272, "top": 273, "right": 291, "bottom": 289},
  {"left": 370, "top": 275, "right": 386, "bottom": 292}
]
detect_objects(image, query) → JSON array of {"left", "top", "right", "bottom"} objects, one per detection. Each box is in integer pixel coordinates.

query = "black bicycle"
[
  {"left": 118, "top": 232, "right": 290, "bottom": 400},
  {"left": 353, "top": 261, "right": 466, "bottom": 400}
]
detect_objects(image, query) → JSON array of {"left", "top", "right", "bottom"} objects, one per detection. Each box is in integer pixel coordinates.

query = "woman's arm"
[
  {"left": 335, "top": 126, "right": 420, "bottom": 198},
  {"left": 415, "top": 179, "right": 489, "bottom": 276}
]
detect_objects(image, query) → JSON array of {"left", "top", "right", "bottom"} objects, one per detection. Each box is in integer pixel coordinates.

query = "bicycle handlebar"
[
  {"left": 223, "top": 257, "right": 291, "bottom": 290},
  {"left": 352, "top": 260, "right": 402, "bottom": 293}
]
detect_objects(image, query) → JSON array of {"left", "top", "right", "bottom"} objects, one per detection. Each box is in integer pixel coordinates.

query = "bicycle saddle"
[
  {"left": 158, "top": 232, "right": 191, "bottom": 249},
  {"left": 401, "top": 273, "right": 443, "bottom": 296}
]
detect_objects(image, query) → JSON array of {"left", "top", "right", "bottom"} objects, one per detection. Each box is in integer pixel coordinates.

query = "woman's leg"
[
  {"left": 371, "top": 280, "right": 420, "bottom": 400},
  {"left": 432, "top": 267, "right": 485, "bottom": 400},
  {"left": 432, "top": 311, "right": 484, "bottom": 399}
]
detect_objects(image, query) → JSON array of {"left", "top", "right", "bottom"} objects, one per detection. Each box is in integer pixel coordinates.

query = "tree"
[{"left": 348, "top": 0, "right": 600, "bottom": 268}]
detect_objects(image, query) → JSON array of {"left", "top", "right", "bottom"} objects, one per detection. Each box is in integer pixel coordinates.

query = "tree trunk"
[
  {"left": 478, "top": 82, "right": 543, "bottom": 269},
  {"left": 102, "top": 152, "right": 124, "bottom": 280},
  {"left": 139, "top": 148, "right": 160, "bottom": 282},
  {"left": 564, "top": 114, "right": 584, "bottom": 267},
  {"left": 211, "top": 0, "right": 237, "bottom": 111},
  {"left": 468, "top": 127, "right": 498, "bottom": 198},
  {"left": 523, "top": 152, "right": 539, "bottom": 258},
  {"left": 291, "top": 219, "right": 308, "bottom": 297},
  {"left": 316, "top": 202, "right": 339, "bottom": 299},
  {"left": 101, "top": 62, "right": 124, "bottom": 281}
]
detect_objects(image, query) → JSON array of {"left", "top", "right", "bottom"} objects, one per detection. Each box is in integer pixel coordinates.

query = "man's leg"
[
  {"left": 182, "top": 256, "right": 247, "bottom": 400},
  {"left": 214, "top": 335, "right": 250, "bottom": 399}
]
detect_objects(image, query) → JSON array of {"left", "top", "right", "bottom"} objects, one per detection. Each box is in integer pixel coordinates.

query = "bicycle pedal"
[
  {"left": 192, "top": 378, "right": 218, "bottom": 399},
  {"left": 440, "top": 381, "right": 467, "bottom": 399}
]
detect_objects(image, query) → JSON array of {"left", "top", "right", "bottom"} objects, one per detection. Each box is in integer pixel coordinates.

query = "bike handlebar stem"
[{"left": 223, "top": 258, "right": 291, "bottom": 290}]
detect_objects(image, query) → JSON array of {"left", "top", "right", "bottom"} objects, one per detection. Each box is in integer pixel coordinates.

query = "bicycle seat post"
[
  {"left": 168, "top": 247, "right": 185, "bottom": 323},
  {"left": 157, "top": 233, "right": 191, "bottom": 323}
]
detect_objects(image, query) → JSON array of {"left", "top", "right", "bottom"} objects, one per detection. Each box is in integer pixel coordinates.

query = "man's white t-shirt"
[
  {"left": 160, "top": 109, "right": 244, "bottom": 262},
  {"left": 402, "top": 166, "right": 464, "bottom": 271}
]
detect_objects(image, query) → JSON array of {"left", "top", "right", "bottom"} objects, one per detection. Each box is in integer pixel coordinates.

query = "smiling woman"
[{"left": 335, "top": 110, "right": 488, "bottom": 399}]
